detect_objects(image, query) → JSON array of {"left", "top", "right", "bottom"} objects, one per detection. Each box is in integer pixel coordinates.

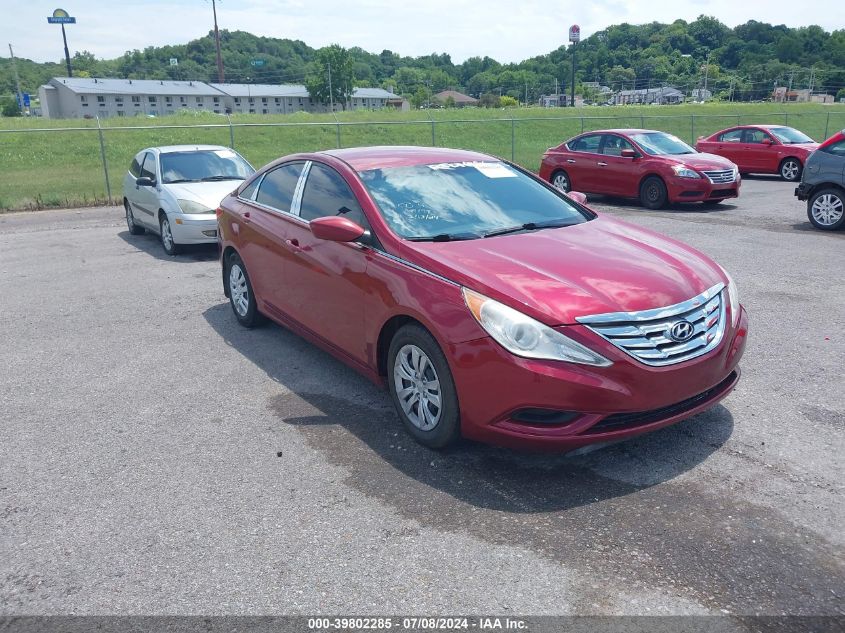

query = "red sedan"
[
  {"left": 695, "top": 125, "right": 818, "bottom": 181},
  {"left": 539, "top": 129, "right": 740, "bottom": 209},
  {"left": 218, "top": 146, "right": 748, "bottom": 451}
]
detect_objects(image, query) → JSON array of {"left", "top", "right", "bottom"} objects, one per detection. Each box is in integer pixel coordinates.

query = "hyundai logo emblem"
[{"left": 668, "top": 320, "right": 695, "bottom": 343}]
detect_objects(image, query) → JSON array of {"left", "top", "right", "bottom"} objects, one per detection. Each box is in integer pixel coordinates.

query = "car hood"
[
  {"left": 782, "top": 142, "right": 819, "bottom": 153},
  {"left": 666, "top": 153, "right": 736, "bottom": 170},
  {"left": 400, "top": 216, "right": 725, "bottom": 326},
  {"left": 162, "top": 180, "right": 243, "bottom": 210}
]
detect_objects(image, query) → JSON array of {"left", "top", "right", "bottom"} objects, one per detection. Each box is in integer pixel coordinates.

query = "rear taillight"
[{"left": 215, "top": 207, "right": 224, "bottom": 217}]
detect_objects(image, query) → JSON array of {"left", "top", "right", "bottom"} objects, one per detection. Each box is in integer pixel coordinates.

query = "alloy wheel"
[
  {"left": 393, "top": 344, "right": 442, "bottom": 431},
  {"left": 161, "top": 218, "right": 174, "bottom": 250},
  {"left": 811, "top": 193, "right": 844, "bottom": 226},
  {"left": 781, "top": 160, "right": 800, "bottom": 181},
  {"left": 229, "top": 264, "right": 250, "bottom": 317},
  {"left": 552, "top": 172, "right": 570, "bottom": 192}
]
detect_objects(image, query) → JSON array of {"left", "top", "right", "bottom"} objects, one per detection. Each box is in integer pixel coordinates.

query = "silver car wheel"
[
  {"left": 393, "top": 344, "right": 442, "bottom": 431},
  {"left": 229, "top": 264, "right": 250, "bottom": 317},
  {"left": 781, "top": 160, "right": 800, "bottom": 181},
  {"left": 811, "top": 193, "right": 844, "bottom": 226},
  {"left": 552, "top": 172, "right": 570, "bottom": 192},
  {"left": 161, "top": 218, "right": 174, "bottom": 249},
  {"left": 125, "top": 203, "right": 136, "bottom": 231}
]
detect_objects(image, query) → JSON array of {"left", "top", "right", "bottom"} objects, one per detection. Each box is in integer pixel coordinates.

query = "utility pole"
[
  {"left": 327, "top": 62, "right": 333, "bottom": 112},
  {"left": 525, "top": 80, "right": 528, "bottom": 106},
  {"left": 212, "top": 0, "right": 225, "bottom": 82},
  {"left": 8, "top": 44, "right": 24, "bottom": 113},
  {"left": 702, "top": 51, "right": 711, "bottom": 100},
  {"left": 570, "top": 45, "right": 576, "bottom": 107}
]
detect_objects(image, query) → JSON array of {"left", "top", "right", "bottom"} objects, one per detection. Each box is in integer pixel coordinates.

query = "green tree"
[
  {"left": 500, "top": 95, "right": 518, "bottom": 107},
  {"left": 1, "top": 97, "right": 21, "bottom": 117},
  {"left": 305, "top": 44, "right": 354, "bottom": 110}
]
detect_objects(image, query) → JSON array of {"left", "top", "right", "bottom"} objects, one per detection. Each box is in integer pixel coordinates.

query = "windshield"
[
  {"left": 629, "top": 132, "right": 696, "bottom": 155},
  {"left": 359, "top": 162, "right": 590, "bottom": 241},
  {"left": 160, "top": 149, "right": 254, "bottom": 184},
  {"left": 768, "top": 127, "right": 814, "bottom": 144}
]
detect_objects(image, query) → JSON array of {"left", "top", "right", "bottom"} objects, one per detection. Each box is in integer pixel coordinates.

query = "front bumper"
[
  {"left": 794, "top": 182, "right": 812, "bottom": 201},
  {"left": 666, "top": 175, "right": 741, "bottom": 203},
  {"left": 448, "top": 306, "right": 748, "bottom": 451},
  {"left": 170, "top": 213, "right": 218, "bottom": 244}
]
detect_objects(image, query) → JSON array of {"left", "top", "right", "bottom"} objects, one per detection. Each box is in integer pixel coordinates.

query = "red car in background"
[
  {"left": 539, "top": 129, "right": 740, "bottom": 210},
  {"left": 218, "top": 145, "right": 747, "bottom": 451},
  {"left": 695, "top": 125, "right": 818, "bottom": 181}
]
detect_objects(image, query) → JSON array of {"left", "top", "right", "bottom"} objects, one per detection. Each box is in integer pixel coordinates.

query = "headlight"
[
  {"left": 733, "top": 166, "right": 740, "bottom": 181},
  {"left": 719, "top": 266, "right": 741, "bottom": 326},
  {"left": 176, "top": 199, "right": 214, "bottom": 214},
  {"left": 462, "top": 288, "right": 612, "bottom": 367},
  {"left": 672, "top": 164, "right": 701, "bottom": 179}
]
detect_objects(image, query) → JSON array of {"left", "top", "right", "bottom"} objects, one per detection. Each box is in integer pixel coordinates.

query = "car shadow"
[
  {"left": 588, "top": 194, "right": 739, "bottom": 214},
  {"left": 202, "top": 301, "right": 735, "bottom": 514},
  {"left": 789, "top": 222, "right": 845, "bottom": 237},
  {"left": 740, "top": 174, "right": 785, "bottom": 182},
  {"left": 117, "top": 229, "right": 219, "bottom": 262}
]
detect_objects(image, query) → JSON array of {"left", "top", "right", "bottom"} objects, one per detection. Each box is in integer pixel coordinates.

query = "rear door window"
[
  {"left": 129, "top": 153, "right": 144, "bottom": 177},
  {"left": 718, "top": 129, "right": 743, "bottom": 143},
  {"left": 568, "top": 134, "right": 602, "bottom": 153},
  {"left": 255, "top": 162, "right": 305, "bottom": 213}
]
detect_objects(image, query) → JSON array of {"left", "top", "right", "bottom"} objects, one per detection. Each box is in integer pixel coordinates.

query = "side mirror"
[
  {"left": 136, "top": 177, "right": 156, "bottom": 187},
  {"left": 567, "top": 191, "right": 588, "bottom": 205},
  {"left": 310, "top": 216, "right": 365, "bottom": 242},
  {"left": 620, "top": 148, "right": 637, "bottom": 158}
]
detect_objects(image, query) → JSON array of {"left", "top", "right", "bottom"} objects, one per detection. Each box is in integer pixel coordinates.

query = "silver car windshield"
[{"left": 160, "top": 150, "right": 255, "bottom": 184}]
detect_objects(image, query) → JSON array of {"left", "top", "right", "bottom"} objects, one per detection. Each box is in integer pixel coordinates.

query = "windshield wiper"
[
  {"left": 405, "top": 232, "right": 480, "bottom": 242},
  {"left": 165, "top": 178, "right": 200, "bottom": 184},
  {"left": 200, "top": 175, "right": 244, "bottom": 181},
  {"left": 483, "top": 219, "right": 579, "bottom": 238}
]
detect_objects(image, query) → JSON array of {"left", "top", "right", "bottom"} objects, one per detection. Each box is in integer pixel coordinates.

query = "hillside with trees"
[{"left": 2, "top": 16, "right": 844, "bottom": 110}]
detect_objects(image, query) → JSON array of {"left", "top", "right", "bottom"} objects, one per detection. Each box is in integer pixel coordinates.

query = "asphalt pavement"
[{"left": 0, "top": 177, "right": 842, "bottom": 617}]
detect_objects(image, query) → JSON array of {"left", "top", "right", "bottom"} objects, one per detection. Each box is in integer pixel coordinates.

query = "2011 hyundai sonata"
[{"left": 217, "top": 146, "right": 748, "bottom": 451}]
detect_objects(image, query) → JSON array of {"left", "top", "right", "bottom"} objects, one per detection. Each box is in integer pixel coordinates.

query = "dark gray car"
[{"left": 795, "top": 130, "right": 845, "bottom": 230}]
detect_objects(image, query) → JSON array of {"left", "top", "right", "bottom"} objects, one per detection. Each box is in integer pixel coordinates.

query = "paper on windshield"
[{"left": 428, "top": 161, "right": 517, "bottom": 178}]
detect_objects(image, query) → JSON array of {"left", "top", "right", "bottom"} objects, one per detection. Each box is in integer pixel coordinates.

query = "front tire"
[
  {"left": 124, "top": 199, "right": 144, "bottom": 235},
  {"left": 807, "top": 188, "right": 845, "bottom": 231},
  {"left": 640, "top": 176, "right": 668, "bottom": 209},
  {"left": 159, "top": 214, "right": 180, "bottom": 255},
  {"left": 387, "top": 324, "right": 460, "bottom": 449},
  {"left": 780, "top": 158, "right": 802, "bottom": 182},
  {"left": 225, "top": 252, "right": 264, "bottom": 328},
  {"left": 551, "top": 170, "right": 571, "bottom": 192}
]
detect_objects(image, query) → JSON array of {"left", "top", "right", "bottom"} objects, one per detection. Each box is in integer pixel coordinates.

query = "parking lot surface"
[{"left": 1, "top": 177, "right": 843, "bottom": 616}]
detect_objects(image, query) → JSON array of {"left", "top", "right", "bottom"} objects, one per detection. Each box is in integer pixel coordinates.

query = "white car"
[{"left": 122, "top": 145, "right": 255, "bottom": 255}]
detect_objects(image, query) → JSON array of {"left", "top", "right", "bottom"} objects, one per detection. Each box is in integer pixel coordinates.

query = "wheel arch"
[
  {"left": 376, "top": 315, "right": 428, "bottom": 377},
  {"left": 638, "top": 172, "right": 666, "bottom": 189},
  {"left": 221, "top": 246, "right": 240, "bottom": 297}
]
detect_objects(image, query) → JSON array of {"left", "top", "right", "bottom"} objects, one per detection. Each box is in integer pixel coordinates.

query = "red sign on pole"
[{"left": 569, "top": 24, "right": 581, "bottom": 43}]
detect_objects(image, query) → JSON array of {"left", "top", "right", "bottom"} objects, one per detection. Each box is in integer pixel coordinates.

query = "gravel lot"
[{"left": 0, "top": 177, "right": 842, "bottom": 617}]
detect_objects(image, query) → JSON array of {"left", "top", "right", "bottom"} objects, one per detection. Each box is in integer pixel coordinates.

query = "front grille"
[
  {"left": 588, "top": 371, "right": 738, "bottom": 433},
  {"left": 702, "top": 169, "right": 736, "bottom": 184},
  {"left": 576, "top": 284, "right": 726, "bottom": 367}
]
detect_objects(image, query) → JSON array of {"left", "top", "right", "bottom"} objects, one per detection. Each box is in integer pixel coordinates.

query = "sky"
[{"left": 2, "top": 0, "right": 844, "bottom": 65}]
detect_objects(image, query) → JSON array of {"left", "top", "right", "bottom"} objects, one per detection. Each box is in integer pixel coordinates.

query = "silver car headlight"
[
  {"left": 672, "top": 164, "right": 701, "bottom": 179},
  {"left": 462, "top": 288, "right": 612, "bottom": 367},
  {"left": 719, "top": 266, "right": 741, "bottom": 326},
  {"left": 176, "top": 199, "right": 214, "bottom": 214}
]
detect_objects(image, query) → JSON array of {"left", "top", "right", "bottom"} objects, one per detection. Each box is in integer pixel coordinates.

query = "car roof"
[
  {"left": 579, "top": 129, "right": 660, "bottom": 135},
  {"left": 146, "top": 145, "right": 233, "bottom": 154},
  {"left": 320, "top": 146, "right": 498, "bottom": 171}
]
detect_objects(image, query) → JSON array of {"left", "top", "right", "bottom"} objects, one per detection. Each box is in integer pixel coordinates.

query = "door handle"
[
  {"left": 597, "top": 162, "right": 608, "bottom": 166},
  {"left": 285, "top": 238, "right": 301, "bottom": 251},
  {"left": 566, "top": 159, "right": 576, "bottom": 163},
  {"left": 242, "top": 211, "right": 251, "bottom": 222}
]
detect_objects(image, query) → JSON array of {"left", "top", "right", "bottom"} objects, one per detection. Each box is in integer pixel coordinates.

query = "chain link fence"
[{"left": 2, "top": 110, "right": 844, "bottom": 211}]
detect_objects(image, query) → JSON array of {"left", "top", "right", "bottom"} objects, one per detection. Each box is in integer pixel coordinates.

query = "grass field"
[{"left": 1, "top": 102, "right": 844, "bottom": 211}]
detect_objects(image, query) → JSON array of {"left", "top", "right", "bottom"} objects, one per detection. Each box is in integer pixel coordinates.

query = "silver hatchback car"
[{"left": 123, "top": 145, "right": 255, "bottom": 254}]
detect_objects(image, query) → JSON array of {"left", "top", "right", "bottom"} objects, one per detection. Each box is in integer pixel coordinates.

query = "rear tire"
[
  {"left": 225, "top": 252, "right": 265, "bottom": 327},
  {"left": 779, "top": 158, "right": 802, "bottom": 182},
  {"left": 551, "top": 170, "right": 571, "bottom": 192},
  {"left": 387, "top": 324, "right": 460, "bottom": 449},
  {"left": 124, "top": 199, "right": 145, "bottom": 235},
  {"left": 639, "top": 176, "right": 668, "bottom": 209},
  {"left": 807, "top": 188, "right": 845, "bottom": 231}
]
